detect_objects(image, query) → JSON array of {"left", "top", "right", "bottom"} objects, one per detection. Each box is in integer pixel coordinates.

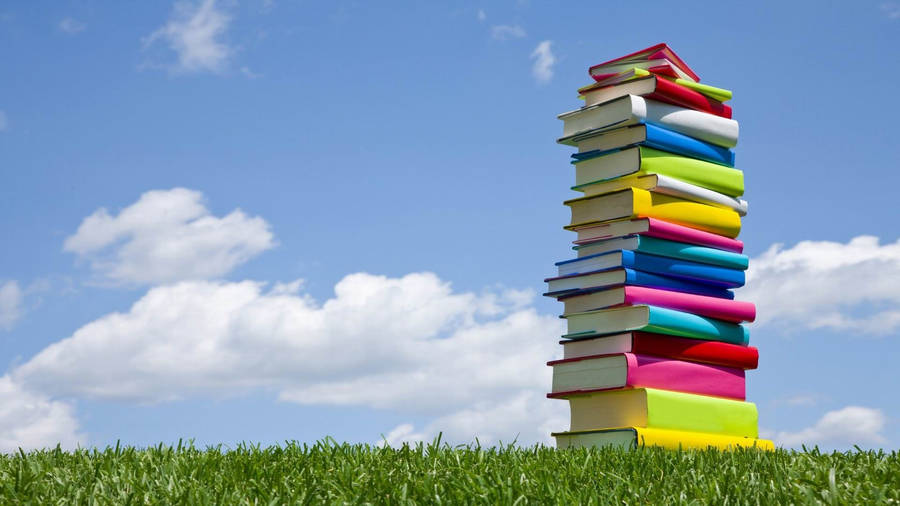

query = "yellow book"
[
  {"left": 553, "top": 427, "right": 774, "bottom": 451},
  {"left": 564, "top": 188, "right": 741, "bottom": 238}
]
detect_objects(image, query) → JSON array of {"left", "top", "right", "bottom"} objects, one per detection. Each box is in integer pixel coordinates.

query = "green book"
[
  {"left": 562, "top": 388, "right": 759, "bottom": 438},
  {"left": 572, "top": 146, "right": 744, "bottom": 197}
]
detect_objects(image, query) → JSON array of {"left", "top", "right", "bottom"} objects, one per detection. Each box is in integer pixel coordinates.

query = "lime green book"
[
  {"left": 572, "top": 146, "right": 744, "bottom": 197},
  {"left": 558, "top": 387, "right": 759, "bottom": 438}
]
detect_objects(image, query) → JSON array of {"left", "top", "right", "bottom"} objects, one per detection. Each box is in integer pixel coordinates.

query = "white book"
[
  {"left": 578, "top": 173, "right": 748, "bottom": 216},
  {"left": 558, "top": 95, "right": 739, "bottom": 148}
]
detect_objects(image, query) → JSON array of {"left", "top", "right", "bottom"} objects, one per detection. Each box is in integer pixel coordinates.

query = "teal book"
[
  {"left": 562, "top": 304, "right": 749, "bottom": 345},
  {"left": 573, "top": 235, "right": 749, "bottom": 270}
]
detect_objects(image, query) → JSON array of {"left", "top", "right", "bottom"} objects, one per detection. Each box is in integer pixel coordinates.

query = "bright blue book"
[
  {"left": 572, "top": 235, "right": 749, "bottom": 270},
  {"left": 571, "top": 123, "right": 735, "bottom": 167},
  {"left": 562, "top": 305, "right": 750, "bottom": 345},
  {"left": 543, "top": 266, "right": 734, "bottom": 299},
  {"left": 555, "top": 250, "right": 745, "bottom": 289}
]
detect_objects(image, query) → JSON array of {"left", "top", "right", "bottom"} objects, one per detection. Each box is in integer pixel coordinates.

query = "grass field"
[{"left": 2, "top": 438, "right": 898, "bottom": 504}]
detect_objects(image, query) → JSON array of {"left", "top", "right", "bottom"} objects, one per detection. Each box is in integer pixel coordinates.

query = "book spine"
[
  {"left": 624, "top": 353, "right": 746, "bottom": 400},
  {"left": 623, "top": 248, "right": 746, "bottom": 288},
  {"left": 645, "top": 388, "right": 759, "bottom": 438},
  {"left": 634, "top": 427, "right": 773, "bottom": 450},
  {"left": 644, "top": 305, "right": 750, "bottom": 345},
  {"left": 648, "top": 76, "right": 732, "bottom": 119},
  {"left": 649, "top": 174, "right": 748, "bottom": 216},
  {"left": 624, "top": 268, "right": 734, "bottom": 299},
  {"left": 622, "top": 286, "right": 756, "bottom": 323},
  {"left": 643, "top": 218, "right": 744, "bottom": 253},
  {"left": 631, "top": 332, "right": 759, "bottom": 369},
  {"left": 637, "top": 235, "right": 749, "bottom": 270},
  {"left": 643, "top": 123, "right": 736, "bottom": 166},
  {"left": 632, "top": 96, "right": 739, "bottom": 148},
  {"left": 639, "top": 146, "right": 744, "bottom": 197}
]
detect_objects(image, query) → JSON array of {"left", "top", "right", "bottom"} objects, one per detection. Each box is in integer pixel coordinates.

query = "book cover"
[
  {"left": 556, "top": 250, "right": 746, "bottom": 288},
  {"left": 572, "top": 123, "right": 736, "bottom": 167},
  {"left": 572, "top": 217, "right": 745, "bottom": 253},
  {"left": 558, "top": 285, "right": 756, "bottom": 323},
  {"left": 563, "top": 305, "right": 750, "bottom": 345},
  {"left": 574, "top": 235, "right": 749, "bottom": 270},
  {"left": 575, "top": 174, "right": 748, "bottom": 216},
  {"left": 572, "top": 146, "right": 744, "bottom": 197},
  {"left": 560, "top": 331, "right": 759, "bottom": 370},
  {"left": 547, "top": 353, "right": 746, "bottom": 400},
  {"left": 544, "top": 267, "right": 735, "bottom": 299},
  {"left": 559, "top": 387, "right": 760, "bottom": 437},
  {"left": 588, "top": 43, "right": 701, "bottom": 82},
  {"left": 579, "top": 74, "right": 732, "bottom": 118},
  {"left": 553, "top": 427, "right": 773, "bottom": 451},
  {"left": 558, "top": 95, "right": 739, "bottom": 149}
]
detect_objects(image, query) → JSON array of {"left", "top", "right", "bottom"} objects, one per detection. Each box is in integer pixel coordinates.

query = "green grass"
[{"left": 1, "top": 438, "right": 898, "bottom": 504}]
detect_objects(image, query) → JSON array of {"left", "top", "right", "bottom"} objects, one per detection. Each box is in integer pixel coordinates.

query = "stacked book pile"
[{"left": 545, "top": 44, "right": 773, "bottom": 451}]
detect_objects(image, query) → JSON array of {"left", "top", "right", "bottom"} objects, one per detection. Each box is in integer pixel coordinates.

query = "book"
[
  {"left": 558, "top": 95, "right": 739, "bottom": 148},
  {"left": 575, "top": 173, "right": 748, "bottom": 216},
  {"left": 557, "top": 387, "right": 759, "bottom": 437},
  {"left": 573, "top": 235, "right": 749, "bottom": 269},
  {"left": 571, "top": 146, "right": 744, "bottom": 197},
  {"left": 588, "top": 43, "right": 701, "bottom": 83},
  {"left": 544, "top": 267, "right": 734, "bottom": 299},
  {"left": 564, "top": 188, "right": 742, "bottom": 239},
  {"left": 558, "top": 286, "right": 756, "bottom": 323},
  {"left": 563, "top": 305, "right": 749, "bottom": 345},
  {"left": 581, "top": 67, "right": 732, "bottom": 102},
  {"left": 556, "top": 249, "right": 745, "bottom": 288},
  {"left": 571, "top": 123, "right": 735, "bottom": 167},
  {"left": 547, "top": 353, "right": 745, "bottom": 400},
  {"left": 553, "top": 427, "right": 773, "bottom": 451},
  {"left": 572, "top": 218, "right": 744, "bottom": 253},
  {"left": 578, "top": 74, "right": 732, "bottom": 118},
  {"left": 560, "top": 331, "right": 759, "bottom": 370}
]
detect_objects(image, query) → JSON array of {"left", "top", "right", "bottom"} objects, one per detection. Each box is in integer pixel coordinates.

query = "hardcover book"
[
  {"left": 578, "top": 74, "right": 731, "bottom": 118},
  {"left": 553, "top": 427, "right": 772, "bottom": 451},
  {"left": 564, "top": 188, "right": 742, "bottom": 238},
  {"left": 588, "top": 43, "right": 701, "bottom": 82},
  {"left": 571, "top": 146, "right": 744, "bottom": 197},
  {"left": 558, "top": 95, "right": 739, "bottom": 148},
  {"left": 547, "top": 353, "right": 746, "bottom": 400},
  {"left": 555, "top": 249, "right": 745, "bottom": 288},
  {"left": 571, "top": 123, "right": 735, "bottom": 167},
  {"left": 562, "top": 305, "right": 749, "bottom": 345},
  {"left": 573, "top": 235, "right": 749, "bottom": 268},
  {"left": 575, "top": 173, "right": 748, "bottom": 216},
  {"left": 557, "top": 387, "right": 759, "bottom": 437},
  {"left": 544, "top": 267, "right": 734, "bottom": 299},
  {"left": 559, "top": 331, "right": 759, "bottom": 370},
  {"left": 558, "top": 285, "right": 756, "bottom": 323},
  {"left": 571, "top": 217, "right": 744, "bottom": 253}
]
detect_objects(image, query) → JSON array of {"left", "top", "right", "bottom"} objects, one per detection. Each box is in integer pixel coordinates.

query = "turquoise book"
[
  {"left": 562, "top": 304, "right": 749, "bottom": 345},
  {"left": 573, "top": 235, "right": 749, "bottom": 270}
]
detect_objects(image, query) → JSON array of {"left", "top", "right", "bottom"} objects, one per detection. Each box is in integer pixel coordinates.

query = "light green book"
[
  {"left": 561, "top": 387, "right": 758, "bottom": 438},
  {"left": 572, "top": 146, "right": 744, "bottom": 197}
]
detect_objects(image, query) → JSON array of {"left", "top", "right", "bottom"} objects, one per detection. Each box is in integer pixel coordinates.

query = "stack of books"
[{"left": 545, "top": 44, "right": 773, "bottom": 451}]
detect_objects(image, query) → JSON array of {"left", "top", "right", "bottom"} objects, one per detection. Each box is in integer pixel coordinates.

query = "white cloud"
[
  {"left": 476, "top": 9, "right": 486, "bottom": 22},
  {"left": 0, "top": 281, "right": 23, "bottom": 331},
  {"left": 0, "top": 376, "right": 83, "bottom": 453},
  {"left": 142, "top": 0, "right": 232, "bottom": 74},
  {"left": 530, "top": 40, "right": 555, "bottom": 84},
  {"left": 0, "top": 110, "right": 8, "bottom": 131},
  {"left": 63, "top": 188, "right": 274, "bottom": 285},
  {"left": 491, "top": 24, "right": 525, "bottom": 40},
  {"left": 775, "top": 406, "right": 887, "bottom": 448},
  {"left": 58, "top": 17, "right": 86, "bottom": 34},
  {"left": 14, "top": 272, "right": 564, "bottom": 445},
  {"left": 742, "top": 236, "right": 900, "bottom": 335},
  {"left": 881, "top": 2, "right": 900, "bottom": 19}
]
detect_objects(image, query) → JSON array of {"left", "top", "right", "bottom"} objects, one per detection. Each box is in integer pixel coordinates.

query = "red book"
[
  {"left": 580, "top": 75, "right": 731, "bottom": 118},
  {"left": 588, "top": 43, "right": 701, "bottom": 83},
  {"left": 558, "top": 331, "right": 759, "bottom": 370}
]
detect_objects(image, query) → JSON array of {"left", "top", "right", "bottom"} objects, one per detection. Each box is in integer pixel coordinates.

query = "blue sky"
[{"left": 1, "top": 0, "right": 899, "bottom": 451}]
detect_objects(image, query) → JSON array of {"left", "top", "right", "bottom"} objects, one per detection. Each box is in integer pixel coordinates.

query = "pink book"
[
  {"left": 559, "top": 285, "right": 756, "bottom": 323},
  {"left": 573, "top": 218, "right": 744, "bottom": 253},
  {"left": 548, "top": 353, "right": 745, "bottom": 400}
]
